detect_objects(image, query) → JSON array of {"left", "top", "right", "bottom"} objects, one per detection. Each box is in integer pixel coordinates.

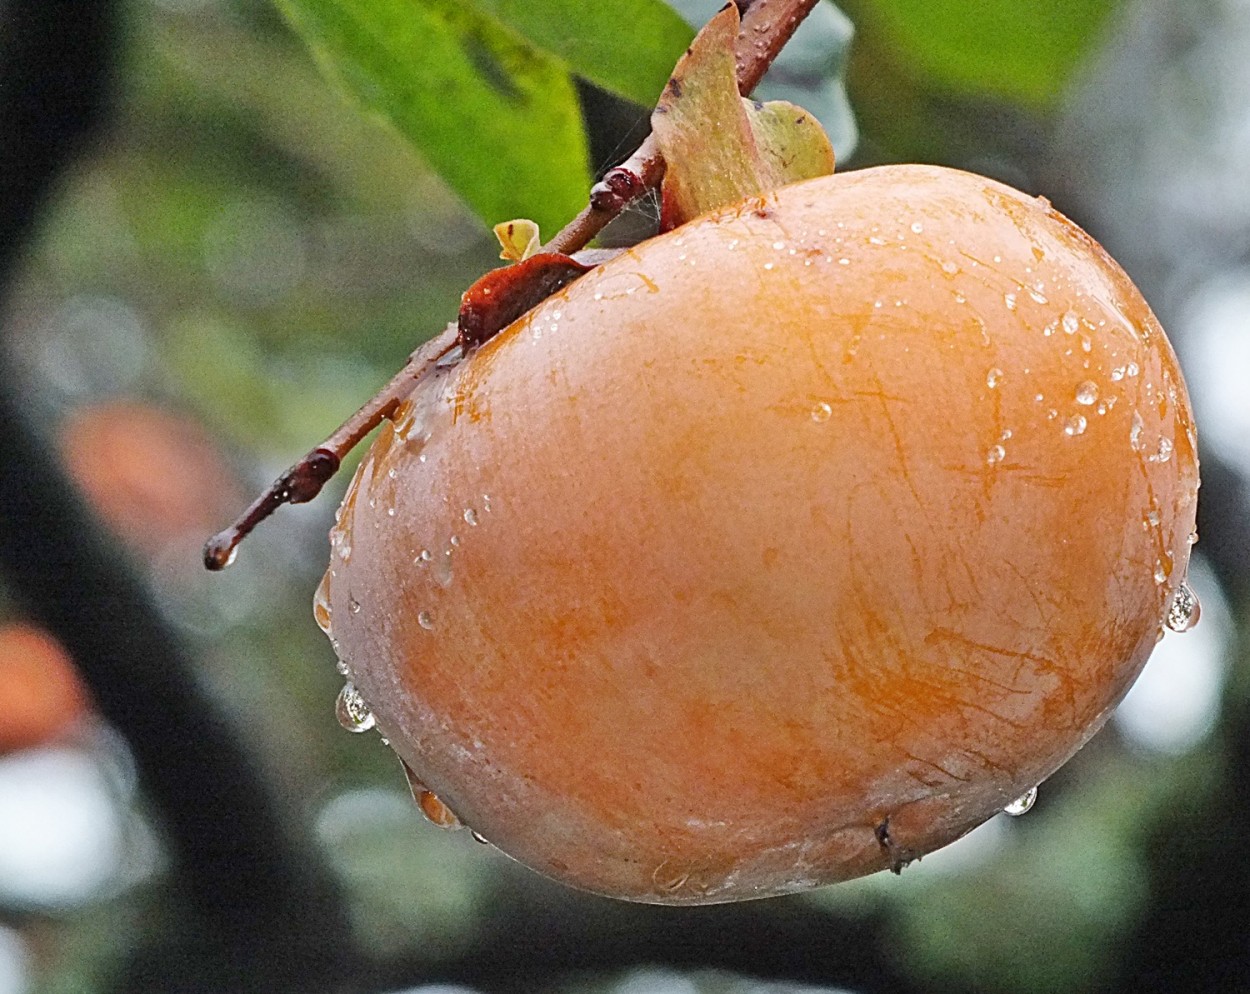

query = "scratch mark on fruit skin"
[{"left": 924, "top": 627, "right": 1060, "bottom": 674}]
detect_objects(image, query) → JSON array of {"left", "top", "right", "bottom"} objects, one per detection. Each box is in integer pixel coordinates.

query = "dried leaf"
[{"left": 494, "top": 218, "right": 542, "bottom": 261}]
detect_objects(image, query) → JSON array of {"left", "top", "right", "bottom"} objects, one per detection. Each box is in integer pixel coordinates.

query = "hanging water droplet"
[
  {"left": 1064, "top": 415, "right": 1087, "bottom": 436},
  {"left": 419, "top": 790, "right": 463, "bottom": 830},
  {"left": 221, "top": 546, "right": 239, "bottom": 568},
  {"left": 1003, "top": 787, "right": 1038, "bottom": 816},
  {"left": 986, "top": 367, "right": 1003, "bottom": 389},
  {"left": 418, "top": 610, "right": 435, "bottom": 630},
  {"left": 1166, "top": 581, "right": 1201, "bottom": 632},
  {"left": 1075, "top": 381, "right": 1099, "bottom": 405},
  {"left": 313, "top": 572, "right": 333, "bottom": 635},
  {"left": 336, "top": 683, "right": 375, "bottom": 733},
  {"left": 810, "top": 402, "right": 832, "bottom": 423}
]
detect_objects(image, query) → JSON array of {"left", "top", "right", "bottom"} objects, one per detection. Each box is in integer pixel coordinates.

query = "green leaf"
[
  {"left": 274, "top": 0, "right": 591, "bottom": 232},
  {"left": 473, "top": 0, "right": 694, "bottom": 106},
  {"left": 856, "top": 0, "right": 1121, "bottom": 109}
]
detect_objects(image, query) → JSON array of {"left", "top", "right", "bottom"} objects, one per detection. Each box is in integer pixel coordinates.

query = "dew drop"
[
  {"left": 418, "top": 611, "right": 435, "bottom": 631},
  {"left": 463, "top": 508, "right": 478, "bottom": 526},
  {"left": 1127, "top": 361, "right": 1139, "bottom": 377},
  {"left": 313, "top": 573, "right": 333, "bottom": 635},
  {"left": 1064, "top": 415, "right": 1087, "bottom": 436},
  {"left": 415, "top": 549, "right": 433, "bottom": 566},
  {"left": 911, "top": 221, "right": 924, "bottom": 234},
  {"left": 986, "top": 444, "right": 1006, "bottom": 465},
  {"left": 1075, "top": 381, "right": 1099, "bottom": 405},
  {"left": 986, "top": 367, "right": 1003, "bottom": 389},
  {"left": 838, "top": 257, "right": 851, "bottom": 266},
  {"left": 1153, "top": 560, "right": 1169, "bottom": 585},
  {"left": 1003, "top": 787, "right": 1037, "bottom": 817},
  {"left": 1029, "top": 289, "right": 1049, "bottom": 304},
  {"left": 941, "top": 260, "right": 959, "bottom": 274},
  {"left": 1130, "top": 411, "right": 1145, "bottom": 451},
  {"left": 471, "top": 830, "right": 490, "bottom": 845},
  {"left": 763, "top": 262, "right": 774, "bottom": 271},
  {"left": 1152, "top": 437, "right": 1174, "bottom": 463},
  {"left": 330, "top": 527, "right": 352, "bottom": 563},
  {"left": 336, "top": 683, "right": 375, "bottom": 733},
  {"left": 1166, "top": 581, "right": 1201, "bottom": 633},
  {"left": 348, "top": 596, "right": 361, "bottom": 615},
  {"left": 811, "top": 402, "right": 833, "bottom": 423},
  {"left": 1004, "top": 292, "right": 1018, "bottom": 311},
  {"left": 418, "top": 790, "right": 463, "bottom": 830},
  {"left": 1062, "top": 311, "right": 1080, "bottom": 335}
]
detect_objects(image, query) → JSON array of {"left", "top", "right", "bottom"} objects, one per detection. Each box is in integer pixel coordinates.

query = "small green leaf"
[
  {"left": 651, "top": 5, "right": 763, "bottom": 226},
  {"left": 746, "top": 100, "right": 836, "bottom": 187},
  {"left": 472, "top": 0, "right": 694, "bottom": 106},
  {"left": 274, "top": 0, "right": 590, "bottom": 232}
]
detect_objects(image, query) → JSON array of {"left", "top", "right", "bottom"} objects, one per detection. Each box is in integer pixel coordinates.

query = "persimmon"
[{"left": 312, "top": 164, "right": 1200, "bottom": 903}]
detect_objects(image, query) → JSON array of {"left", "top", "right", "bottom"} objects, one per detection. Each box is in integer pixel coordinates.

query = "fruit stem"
[
  {"left": 542, "top": 0, "right": 821, "bottom": 256},
  {"left": 203, "top": 324, "right": 458, "bottom": 570}
]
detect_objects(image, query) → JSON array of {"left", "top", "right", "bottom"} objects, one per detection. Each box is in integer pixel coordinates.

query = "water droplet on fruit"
[
  {"left": 941, "top": 260, "right": 959, "bottom": 274},
  {"left": 418, "top": 611, "right": 435, "bottom": 631},
  {"left": 1165, "top": 581, "right": 1201, "bottom": 632},
  {"left": 1003, "top": 787, "right": 1037, "bottom": 816},
  {"left": 313, "top": 573, "right": 333, "bottom": 635},
  {"left": 464, "top": 508, "right": 478, "bottom": 526},
  {"left": 1150, "top": 437, "right": 1174, "bottom": 463},
  {"left": 911, "top": 222, "right": 924, "bottom": 234},
  {"left": 1130, "top": 412, "right": 1145, "bottom": 451},
  {"left": 1154, "top": 560, "right": 1169, "bottom": 585},
  {"left": 336, "top": 683, "right": 375, "bottom": 733},
  {"left": 1004, "top": 292, "right": 1018, "bottom": 311},
  {"left": 348, "top": 596, "right": 361, "bottom": 615},
  {"left": 330, "top": 527, "right": 352, "bottom": 563},
  {"left": 418, "top": 790, "right": 463, "bottom": 830},
  {"left": 416, "top": 549, "right": 433, "bottom": 566},
  {"left": 335, "top": 657, "right": 349, "bottom": 677},
  {"left": 986, "top": 368, "right": 1002, "bottom": 389},
  {"left": 811, "top": 402, "right": 832, "bottom": 423},
  {"left": 986, "top": 444, "right": 1006, "bottom": 465},
  {"left": 1064, "top": 415, "right": 1087, "bottom": 437},
  {"left": 1075, "top": 381, "right": 1099, "bottom": 406},
  {"left": 1062, "top": 311, "right": 1080, "bottom": 335},
  {"left": 1029, "top": 289, "right": 1049, "bottom": 305},
  {"left": 471, "top": 830, "right": 489, "bottom": 845}
]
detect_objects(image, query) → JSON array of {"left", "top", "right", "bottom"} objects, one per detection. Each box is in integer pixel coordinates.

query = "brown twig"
[{"left": 203, "top": 0, "right": 822, "bottom": 569}]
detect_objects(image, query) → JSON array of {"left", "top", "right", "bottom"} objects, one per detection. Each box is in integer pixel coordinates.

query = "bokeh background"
[{"left": 2, "top": 0, "right": 1249, "bottom": 992}]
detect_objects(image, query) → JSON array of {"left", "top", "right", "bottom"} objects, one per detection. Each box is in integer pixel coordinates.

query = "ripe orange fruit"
[{"left": 317, "top": 165, "right": 1199, "bottom": 903}]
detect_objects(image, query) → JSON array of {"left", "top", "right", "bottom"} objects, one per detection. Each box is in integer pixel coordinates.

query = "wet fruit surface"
[{"left": 320, "top": 165, "right": 1199, "bottom": 903}]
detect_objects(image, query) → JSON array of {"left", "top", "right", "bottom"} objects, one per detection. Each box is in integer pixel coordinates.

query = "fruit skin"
[{"left": 322, "top": 165, "right": 1199, "bottom": 904}]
